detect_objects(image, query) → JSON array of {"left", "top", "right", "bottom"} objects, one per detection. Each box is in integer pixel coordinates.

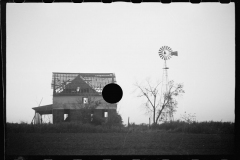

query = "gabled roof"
[
  {"left": 64, "top": 75, "right": 98, "bottom": 94},
  {"left": 54, "top": 74, "right": 100, "bottom": 96},
  {"left": 52, "top": 72, "right": 116, "bottom": 96}
]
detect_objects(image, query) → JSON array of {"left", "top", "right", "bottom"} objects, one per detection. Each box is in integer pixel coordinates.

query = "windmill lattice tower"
[{"left": 158, "top": 46, "right": 178, "bottom": 122}]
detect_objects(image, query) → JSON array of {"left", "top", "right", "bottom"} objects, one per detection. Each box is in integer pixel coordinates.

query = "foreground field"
[{"left": 6, "top": 132, "right": 234, "bottom": 155}]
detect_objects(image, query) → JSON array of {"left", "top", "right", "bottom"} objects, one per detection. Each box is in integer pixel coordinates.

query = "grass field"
[{"left": 6, "top": 132, "right": 234, "bottom": 155}]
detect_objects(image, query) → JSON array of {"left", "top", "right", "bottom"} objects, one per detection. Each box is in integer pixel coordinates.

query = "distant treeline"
[{"left": 6, "top": 120, "right": 234, "bottom": 134}]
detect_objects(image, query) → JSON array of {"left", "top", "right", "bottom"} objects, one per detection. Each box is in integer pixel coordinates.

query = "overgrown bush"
[
  {"left": 91, "top": 114, "right": 105, "bottom": 126},
  {"left": 78, "top": 109, "right": 92, "bottom": 124},
  {"left": 105, "top": 112, "right": 123, "bottom": 129}
]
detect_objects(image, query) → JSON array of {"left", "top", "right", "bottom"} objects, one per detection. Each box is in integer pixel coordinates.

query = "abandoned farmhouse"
[{"left": 32, "top": 72, "right": 117, "bottom": 124}]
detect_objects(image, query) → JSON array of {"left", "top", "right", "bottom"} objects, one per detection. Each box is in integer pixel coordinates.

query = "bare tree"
[
  {"left": 72, "top": 95, "right": 121, "bottom": 125},
  {"left": 62, "top": 95, "right": 103, "bottom": 123},
  {"left": 134, "top": 80, "right": 184, "bottom": 124},
  {"left": 72, "top": 95, "right": 102, "bottom": 110}
]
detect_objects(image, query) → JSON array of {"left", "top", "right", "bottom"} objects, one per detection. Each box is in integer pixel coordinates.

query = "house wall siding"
[
  {"left": 53, "top": 109, "right": 64, "bottom": 124},
  {"left": 53, "top": 96, "right": 117, "bottom": 110}
]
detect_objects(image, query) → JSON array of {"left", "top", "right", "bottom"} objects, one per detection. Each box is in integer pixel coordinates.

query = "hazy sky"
[{"left": 6, "top": 3, "right": 235, "bottom": 124}]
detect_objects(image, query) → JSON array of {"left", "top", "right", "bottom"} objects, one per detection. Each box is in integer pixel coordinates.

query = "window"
[
  {"left": 83, "top": 97, "right": 88, "bottom": 104},
  {"left": 64, "top": 114, "right": 69, "bottom": 122},
  {"left": 104, "top": 112, "right": 108, "bottom": 118},
  {"left": 91, "top": 114, "right": 93, "bottom": 121}
]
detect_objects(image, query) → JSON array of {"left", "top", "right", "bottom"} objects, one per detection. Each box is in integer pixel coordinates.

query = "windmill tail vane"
[{"left": 171, "top": 51, "right": 178, "bottom": 56}]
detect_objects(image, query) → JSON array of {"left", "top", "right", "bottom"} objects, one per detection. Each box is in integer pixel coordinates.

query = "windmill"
[{"left": 158, "top": 46, "right": 178, "bottom": 121}]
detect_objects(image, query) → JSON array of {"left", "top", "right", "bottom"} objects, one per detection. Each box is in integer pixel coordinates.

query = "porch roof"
[{"left": 32, "top": 104, "right": 54, "bottom": 115}]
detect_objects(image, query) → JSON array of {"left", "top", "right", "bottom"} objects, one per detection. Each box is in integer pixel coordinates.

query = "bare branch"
[
  {"left": 145, "top": 102, "right": 153, "bottom": 112},
  {"left": 147, "top": 80, "right": 154, "bottom": 93},
  {"left": 135, "top": 83, "right": 156, "bottom": 109}
]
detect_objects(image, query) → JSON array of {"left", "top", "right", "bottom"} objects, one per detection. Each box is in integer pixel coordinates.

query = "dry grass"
[
  {"left": 6, "top": 121, "right": 234, "bottom": 134},
  {"left": 6, "top": 132, "right": 234, "bottom": 155}
]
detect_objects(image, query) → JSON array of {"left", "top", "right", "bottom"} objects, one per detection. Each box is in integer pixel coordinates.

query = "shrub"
[
  {"left": 91, "top": 114, "right": 105, "bottom": 126},
  {"left": 105, "top": 112, "right": 123, "bottom": 128}
]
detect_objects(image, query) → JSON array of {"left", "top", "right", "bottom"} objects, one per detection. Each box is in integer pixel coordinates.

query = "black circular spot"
[{"left": 102, "top": 83, "right": 123, "bottom": 104}]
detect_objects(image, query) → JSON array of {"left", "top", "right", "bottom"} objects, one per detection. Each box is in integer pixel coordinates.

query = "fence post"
[
  {"left": 128, "top": 117, "right": 130, "bottom": 127},
  {"left": 149, "top": 117, "right": 150, "bottom": 129}
]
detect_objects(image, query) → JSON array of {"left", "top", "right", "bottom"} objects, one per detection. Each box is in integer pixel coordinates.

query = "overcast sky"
[{"left": 6, "top": 3, "right": 235, "bottom": 124}]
